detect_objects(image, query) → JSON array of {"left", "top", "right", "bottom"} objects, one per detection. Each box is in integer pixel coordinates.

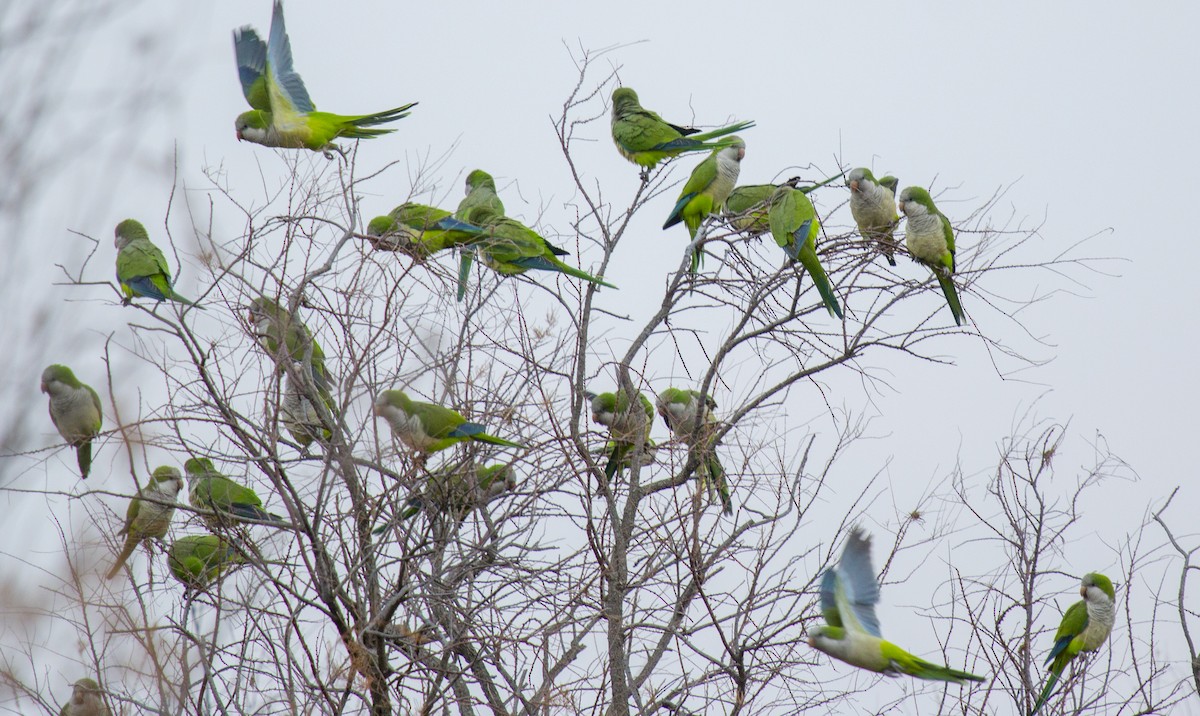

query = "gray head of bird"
[
  {"left": 846, "top": 167, "right": 873, "bottom": 194},
  {"left": 113, "top": 218, "right": 149, "bottom": 249},
  {"left": 1081, "top": 572, "right": 1116, "bottom": 601}
]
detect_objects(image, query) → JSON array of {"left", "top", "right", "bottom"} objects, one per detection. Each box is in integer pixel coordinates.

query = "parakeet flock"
[{"left": 37, "top": 2, "right": 1116, "bottom": 712}]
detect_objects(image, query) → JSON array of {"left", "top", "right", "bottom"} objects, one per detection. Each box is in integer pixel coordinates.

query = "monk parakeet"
[
  {"left": 586, "top": 390, "right": 655, "bottom": 480},
  {"left": 40, "top": 365, "right": 102, "bottom": 479},
  {"left": 365, "top": 203, "right": 485, "bottom": 259},
  {"left": 610, "top": 87, "right": 754, "bottom": 172},
  {"left": 846, "top": 168, "right": 900, "bottom": 267},
  {"left": 724, "top": 172, "right": 847, "bottom": 236},
  {"left": 374, "top": 390, "right": 524, "bottom": 456},
  {"left": 105, "top": 466, "right": 183, "bottom": 580},
  {"left": 279, "top": 364, "right": 334, "bottom": 448},
  {"left": 184, "top": 457, "right": 283, "bottom": 525},
  {"left": 897, "top": 186, "right": 965, "bottom": 326},
  {"left": 453, "top": 170, "right": 507, "bottom": 300},
  {"left": 1029, "top": 572, "right": 1116, "bottom": 716},
  {"left": 168, "top": 534, "right": 246, "bottom": 592},
  {"left": 767, "top": 185, "right": 843, "bottom": 319},
  {"left": 233, "top": 1, "right": 415, "bottom": 153},
  {"left": 374, "top": 463, "right": 517, "bottom": 532},
  {"left": 247, "top": 296, "right": 332, "bottom": 393},
  {"left": 656, "top": 387, "right": 731, "bottom": 515},
  {"left": 59, "top": 678, "right": 109, "bottom": 716},
  {"left": 114, "top": 219, "right": 201, "bottom": 307},
  {"left": 808, "top": 528, "right": 987, "bottom": 684},
  {"left": 472, "top": 216, "right": 616, "bottom": 290},
  {"left": 663, "top": 137, "right": 745, "bottom": 272}
]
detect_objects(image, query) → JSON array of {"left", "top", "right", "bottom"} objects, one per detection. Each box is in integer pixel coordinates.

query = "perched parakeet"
[
  {"left": 59, "top": 678, "right": 109, "bottom": 716},
  {"left": 40, "top": 365, "right": 102, "bottom": 479},
  {"left": 374, "top": 390, "right": 524, "bottom": 456},
  {"left": 656, "top": 387, "right": 731, "bottom": 515},
  {"left": 114, "top": 219, "right": 201, "bottom": 307},
  {"left": 374, "top": 463, "right": 517, "bottom": 532},
  {"left": 897, "top": 186, "right": 965, "bottom": 326},
  {"left": 247, "top": 296, "right": 332, "bottom": 393},
  {"left": 808, "top": 528, "right": 987, "bottom": 684},
  {"left": 663, "top": 137, "right": 746, "bottom": 272},
  {"left": 106, "top": 466, "right": 183, "bottom": 580},
  {"left": 167, "top": 534, "right": 246, "bottom": 592},
  {"left": 767, "top": 185, "right": 843, "bottom": 319},
  {"left": 586, "top": 390, "right": 655, "bottom": 481},
  {"left": 1029, "top": 573, "right": 1116, "bottom": 716},
  {"left": 365, "top": 203, "right": 485, "bottom": 259},
  {"left": 185, "top": 457, "right": 283, "bottom": 525},
  {"left": 453, "top": 170, "right": 507, "bottom": 300},
  {"left": 472, "top": 216, "right": 616, "bottom": 290},
  {"left": 233, "top": 1, "right": 415, "bottom": 153},
  {"left": 724, "top": 173, "right": 848, "bottom": 236},
  {"left": 846, "top": 168, "right": 900, "bottom": 267},
  {"left": 279, "top": 364, "right": 334, "bottom": 448},
  {"left": 610, "top": 87, "right": 754, "bottom": 171}
]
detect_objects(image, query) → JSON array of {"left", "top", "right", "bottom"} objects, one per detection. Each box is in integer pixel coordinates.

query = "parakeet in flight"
[
  {"left": 656, "top": 387, "right": 731, "bottom": 515},
  {"left": 472, "top": 215, "right": 616, "bottom": 290},
  {"left": 106, "top": 466, "right": 183, "bottom": 580},
  {"left": 897, "top": 186, "right": 965, "bottom": 326},
  {"left": 247, "top": 296, "right": 332, "bottom": 393},
  {"left": 233, "top": 0, "right": 416, "bottom": 153},
  {"left": 610, "top": 87, "right": 754, "bottom": 172},
  {"left": 168, "top": 534, "right": 246, "bottom": 592},
  {"left": 453, "top": 170, "right": 508, "bottom": 300},
  {"left": 586, "top": 390, "right": 655, "bottom": 481},
  {"left": 767, "top": 184, "right": 843, "bottom": 319},
  {"left": 662, "top": 137, "right": 746, "bottom": 272},
  {"left": 374, "top": 390, "right": 524, "bottom": 457},
  {"left": 846, "top": 168, "right": 900, "bottom": 267},
  {"left": 114, "top": 219, "right": 202, "bottom": 307},
  {"left": 40, "top": 364, "right": 102, "bottom": 479},
  {"left": 184, "top": 457, "right": 284, "bottom": 526},
  {"left": 58, "top": 678, "right": 109, "bottom": 716},
  {"left": 365, "top": 203, "right": 486, "bottom": 259},
  {"left": 1029, "top": 572, "right": 1116, "bottom": 716},
  {"left": 374, "top": 462, "right": 517, "bottom": 532},
  {"left": 808, "top": 528, "right": 987, "bottom": 684}
]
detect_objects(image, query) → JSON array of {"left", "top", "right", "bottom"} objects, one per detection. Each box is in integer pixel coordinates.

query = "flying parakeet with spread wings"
[
  {"left": 114, "top": 219, "right": 202, "bottom": 307},
  {"left": 247, "top": 296, "right": 332, "bottom": 393},
  {"left": 808, "top": 528, "right": 987, "bottom": 684},
  {"left": 767, "top": 185, "right": 843, "bottom": 319},
  {"left": 453, "top": 170, "right": 507, "bottom": 300},
  {"left": 1029, "top": 573, "right": 1116, "bottom": 716},
  {"left": 365, "top": 203, "right": 486, "bottom": 259},
  {"left": 610, "top": 87, "right": 754, "bottom": 172},
  {"left": 185, "top": 457, "right": 284, "bottom": 526},
  {"left": 106, "top": 466, "right": 183, "bottom": 580},
  {"left": 40, "top": 364, "right": 102, "bottom": 479},
  {"left": 656, "top": 387, "right": 731, "bottom": 515},
  {"left": 374, "top": 463, "right": 517, "bottom": 532},
  {"left": 846, "top": 168, "right": 900, "bottom": 267},
  {"left": 662, "top": 137, "right": 745, "bottom": 272},
  {"left": 897, "top": 186, "right": 965, "bottom": 326},
  {"left": 168, "top": 534, "right": 247, "bottom": 592},
  {"left": 233, "top": 0, "right": 415, "bottom": 153},
  {"left": 374, "top": 390, "right": 524, "bottom": 457},
  {"left": 472, "top": 216, "right": 616, "bottom": 291},
  {"left": 586, "top": 390, "right": 655, "bottom": 481},
  {"left": 58, "top": 678, "right": 109, "bottom": 716},
  {"left": 724, "top": 173, "right": 847, "bottom": 236}
]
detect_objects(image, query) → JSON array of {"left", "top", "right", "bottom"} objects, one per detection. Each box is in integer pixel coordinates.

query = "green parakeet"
[
  {"left": 247, "top": 296, "right": 332, "bottom": 393},
  {"left": 453, "top": 170, "right": 507, "bottom": 300},
  {"left": 610, "top": 87, "right": 754, "bottom": 171},
  {"left": 374, "top": 390, "right": 524, "bottom": 456},
  {"left": 847, "top": 168, "right": 900, "bottom": 267},
  {"left": 656, "top": 387, "right": 731, "bottom": 515},
  {"left": 184, "top": 457, "right": 284, "bottom": 525},
  {"left": 114, "top": 219, "right": 201, "bottom": 307},
  {"left": 106, "top": 466, "right": 183, "bottom": 580},
  {"left": 1029, "top": 573, "right": 1116, "bottom": 716},
  {"left": 808, "top": 528, "right": 987, "bottom": 684},
  {"left": 374, "top": 463, "right": 517, "bottom": 532},
  {"left": 233, "top": 1, "right": 415, "bottom": 153},
  {"left": 663, "top": 137, "right": 745, "bottom": 272},
  {"left": 586, "top": 390, "right": 655, "bottom": 481},
  {"left": 279, "top": 364, "right": 334, "bottom": 448},
  {"left": 897, "top": 186, "right": 965, "bottom": 326},
  {"left": 59, "top": 678, "right": 109, "bottom": 716},
  {"left": 472, "top": 215, "right": 616, "bottom": 290},
  {"left": 767, "top": 185, "right": 843, "bottom": 319},
  {"left": 167, "top": 534, "right": 246, "bottom": 592},
  {"left": 40, "top": 364, "right": 102, "bottom": 479},
  {"left": 365, "top": 203, "right": 485, "bottom": 259},
  {"left": 724, "top": 173, "right": 847, "bottom": 236}
]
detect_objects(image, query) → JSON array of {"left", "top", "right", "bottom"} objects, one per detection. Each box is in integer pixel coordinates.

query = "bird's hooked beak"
[
  {"left": 737, "top": 147, "right": 746, "bottom": 161},
  {"left": 236, "top": 129, "right": 244, "bottom": 142},
  {"left": 849, "top": 179, "right": 860, "bottom": 193},
  {"left": 39, "top": 380, "right": 48, "bottom": 394},
  {"left": 1080, "top": 584, "right": 1088, "bottom": 598}
]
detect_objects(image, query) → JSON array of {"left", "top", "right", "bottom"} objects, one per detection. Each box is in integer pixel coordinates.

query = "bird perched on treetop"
[
  {"left": 374, "top": 390, "right": 524, "bottom": 458},
  {"left": 114, "top": 219, "right": 202, "bottom": 307},
  {"left": 58, "top": 677, "right": 109, "bottom": 716},
  {"left": 40, "top": 364, "right": 103, "bottom": 479},
  {"left": 656, "top": 387, "right": 731, "bottom": 515},
  {"left": 897, "top": 186, "right": 965, "bottom": 326},
  {"left": 846, "top": 168, "right": 900, "bottom": 267},
  {"left": 610, "top": 87, "right": 754, "bottom": 173},
  {"left": 106, "top": 466, "right": 183, "bottom": 579},
  {"left": 663, "top": 137, "right": 746, "bottom": 273},
  {"left": 1028, "top": 572, "right": 1116, "bottom": 716}
]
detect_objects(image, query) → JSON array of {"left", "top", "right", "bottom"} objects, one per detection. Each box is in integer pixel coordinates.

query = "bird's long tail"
[
  {"left": 105, "top": 537, "right": 139, "bottom": 580},
  {"left": 451, "top": 422, "right": 525, "bottom": 449},
  {"left": 649, "top": 121, "right": 755, "bottom": 155},
  {"left": 796, "top": 247, "right": 843, "bottom": 319},
  {"left": 935, "top": 272, "right": 965, "bottom": 326},
  {"left": 605, "top": 442, "right": 632, "bottom": 481},
  {"left": 909, "top": 655, "right": 987, "bottom": 684},
  {"left": 230, "top": 504, "right": 285, "bottom": 524},
  {"left": 342, "top": 103, "right": 419, "bottom": 136},
  {"left": 457, "top": 249, "right": 475, "bottom": 301},
  {"left": 512, "top": 255, "right": 616, "bottom": 289},
  {"left": 1029, "top": 665, "right": 1063, "bottom": 716},
  {"left": 77, "top": 441, "right": 93, "bottom": 479},
  {"left": 702, "top": 453, "right": 732, "bottom": 516}
]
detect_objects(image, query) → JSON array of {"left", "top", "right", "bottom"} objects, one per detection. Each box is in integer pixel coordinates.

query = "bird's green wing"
[
  {"left": 118, "top": 239, "right": 172, "bottom": 282},
  {"left": 1048, "top": 600, "right": 1089, "bottom": 665},
  {"left": 233, "top": 25, "right": 269, "bottom": 110},
  {"left": 940, "top": 213, "right": 956, "bottom": 268},
  {"left": 664, "top": 154, "right": 718, "bottom": 229}
]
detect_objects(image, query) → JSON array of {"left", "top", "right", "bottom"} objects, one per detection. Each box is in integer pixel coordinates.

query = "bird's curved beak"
[
  {"left": 1080, "top": 585, "right": 1088, "bottom": 598},
  {"left": 39, "top": 381, "right": 48, "bottom": 394},
  {"left": 849, "top": 180, "right": 860, "bottom": 193},
  {"left": 236, "top": 130, "right": 244, "bottom": 142}
]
